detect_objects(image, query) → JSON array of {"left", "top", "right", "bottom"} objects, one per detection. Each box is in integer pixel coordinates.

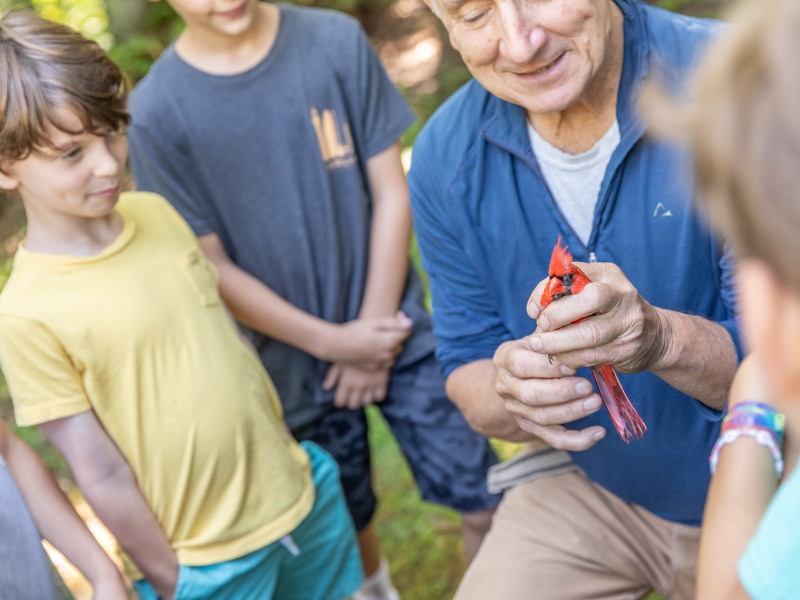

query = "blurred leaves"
[{"left": 30, "top": 0, "right": 112, "bottom": 47}]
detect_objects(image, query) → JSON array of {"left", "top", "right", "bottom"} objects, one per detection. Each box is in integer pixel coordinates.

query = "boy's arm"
[
  {"left": 199, "top": 235, "right": 410, "bottom": 366},
  {"left": 359, "top": 142, "right": 412, "bottom": 320},
  {"left": 0, "top": 421, "right": 128, "bottom": 599},
  {"left": 38, "top": 412, "right": 178, "bottom": 600},
  {"left": 324, "top": 142, "right": 413, "bottom": 407}
]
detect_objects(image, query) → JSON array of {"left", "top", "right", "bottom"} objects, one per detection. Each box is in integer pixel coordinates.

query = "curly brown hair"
[{"left": 0, "top": 9, "right": 130, "bottom": 163}]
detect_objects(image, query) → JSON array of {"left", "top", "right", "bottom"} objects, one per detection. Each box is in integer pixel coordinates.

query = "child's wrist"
[
  {"left": 307, "top": 321, "right": 338, "bottom": 361},
  {"left": 709, "top": 401, "right": 786, "bottom": 478}
]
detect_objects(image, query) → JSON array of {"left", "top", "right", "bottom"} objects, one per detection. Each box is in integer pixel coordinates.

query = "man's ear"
[
  {"left": 738, "top": 259, "right": 800, "bottom": 399},
  {"left": 0, "top": 163, "right": 19, "bottom": 191}
]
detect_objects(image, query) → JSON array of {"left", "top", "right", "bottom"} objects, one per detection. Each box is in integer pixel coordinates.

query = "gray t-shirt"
[{"left": 129, "top": 4, "right": 435, "bottom": 428}]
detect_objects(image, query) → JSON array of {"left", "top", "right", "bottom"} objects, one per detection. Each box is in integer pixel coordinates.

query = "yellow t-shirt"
[{"left": 0, "top": 192, "right": 313, "bottom": 567}]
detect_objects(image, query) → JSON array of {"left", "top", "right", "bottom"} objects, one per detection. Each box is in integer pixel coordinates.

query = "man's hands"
[
  {"left": 527, "top": 261, "right": 670, "bottom": 375},
  {"left": 493, "top": 339, "right": 605, "bottom": 450},
  {"left": 493, "top": 261, "right": 668, "bottom": 451}
]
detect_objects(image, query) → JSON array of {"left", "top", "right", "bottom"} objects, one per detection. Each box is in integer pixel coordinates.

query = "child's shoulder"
[
  {"left": 279, "top": 4, "right": 365, "bottom": 46},
  {"left": 281, "top": 4, "right": 361, "bottom": 31},
  {"left": 129, "top": 45, "right": 181, "bottom": 112},
  {"left": 117, "top": 191, "right": 196, "bottom": 242},
  {"left": 117, "top": 190, "right": 169, "bottom": 213},
  {"left": 117, "top": 191, "right": 183, "bottom": 227}
]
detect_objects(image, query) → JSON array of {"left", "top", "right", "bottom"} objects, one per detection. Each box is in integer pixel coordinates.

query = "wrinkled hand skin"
[
  {"left": 528, "top": 261, "right": 671, "bottom": 376},
  {"left": 493, "top": 338, "right": 606, "bottom": 451}
]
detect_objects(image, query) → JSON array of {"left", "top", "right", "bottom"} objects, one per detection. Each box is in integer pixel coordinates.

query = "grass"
[{"left": 367, "top": 406, "right": 465, "bottom": 598}]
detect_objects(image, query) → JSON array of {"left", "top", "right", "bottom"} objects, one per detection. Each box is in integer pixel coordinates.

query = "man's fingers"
[
  {"left": 526, "top": 276, "right": 550, "bottom": 319},
  {"left": 506, "top": 410, "right": 606, "bottom": 451},
  {"left": 531, "top": 322, "right": 613, "bottom": 364},
  {"left": 503, "top": 388, "right": 602, "bottom": 427},
  {"left": 522, "top": 423, "right": 607, "bottom": 452},
  {"left": 536, "top": 283, "right": 603, "bottom": 333},
  {"left": 494, "top": 338, "right": 567, "bottom": 380}
]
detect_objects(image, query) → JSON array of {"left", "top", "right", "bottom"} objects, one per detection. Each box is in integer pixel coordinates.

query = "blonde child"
[{"left": 674, "top": 0, "right": 800, "bottom": 597}]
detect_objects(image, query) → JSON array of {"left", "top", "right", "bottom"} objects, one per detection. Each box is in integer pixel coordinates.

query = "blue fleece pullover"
[{"left": 409, "top": 0, "right": 741, "bottom": 525}]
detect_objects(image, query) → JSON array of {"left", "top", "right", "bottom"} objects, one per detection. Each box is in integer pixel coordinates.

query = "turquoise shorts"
[{"left": 135, "top": 441, "right": 363, "bottom": 600}]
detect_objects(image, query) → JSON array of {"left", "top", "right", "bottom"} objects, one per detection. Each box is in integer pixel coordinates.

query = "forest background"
[{"left": 0, "top": 0, "right": 727, "bottom": 598}]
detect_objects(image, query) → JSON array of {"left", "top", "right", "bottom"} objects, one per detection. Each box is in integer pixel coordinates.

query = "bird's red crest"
[{"left": 548, "top": 235, "right": 574, "bottom": 278}]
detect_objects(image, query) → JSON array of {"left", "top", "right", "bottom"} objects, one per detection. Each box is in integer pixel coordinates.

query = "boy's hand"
[
  {"left": 324, "top": 311, "right": 412, "bottom": 365},
  {"left": 91, "top": 575, "right": 132, "bottom": 600},
  {"left": 153, "top": 572, "right": 178, "bottom": 600},
  {"left": 324, "top": 364, "right": 391, "bottom": 409}
]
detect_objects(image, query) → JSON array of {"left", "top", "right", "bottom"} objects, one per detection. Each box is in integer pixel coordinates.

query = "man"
[{"left": 408, "top": 0, "right": 740, "bottom": 598}]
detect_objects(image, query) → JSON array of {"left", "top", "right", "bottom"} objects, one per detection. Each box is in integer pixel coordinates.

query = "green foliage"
[
  {"left": 293, "top": 0, "right": 393, "bottom": 15},
  {"left": 108, "top": 3, "right": 182, "bottom": 83},
  {"left": 0, "top": 257, "right": 12, "bottom": 289},
  {"left": 15, "top": 423, "right": 70, "bottom": 472},
  {"left": 367, "top": 406, "right": 464, "bottom": 598},
  {"left": 655, "top": 0, "right": 695, "bottom": 10},
  {"left": 31, "top": 0, "right": 112, "bottom": 47}
]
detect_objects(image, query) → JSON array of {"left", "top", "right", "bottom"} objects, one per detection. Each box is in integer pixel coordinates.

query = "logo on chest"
[
  {"left": 310, "top": 108, "right": 356, "bottom": 170},
  {"left": 653, "top": 202, "right": 673, "bottom": 218}
]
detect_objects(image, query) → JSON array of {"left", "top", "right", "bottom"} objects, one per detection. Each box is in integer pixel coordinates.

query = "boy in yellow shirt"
[{"left": 0, "top": 10, "right": 361, "bottom": 599}]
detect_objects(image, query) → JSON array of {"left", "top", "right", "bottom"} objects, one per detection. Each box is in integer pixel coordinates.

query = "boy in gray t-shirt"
[{"left": 128, "top": 1, "right": 500, "bottom": 597}]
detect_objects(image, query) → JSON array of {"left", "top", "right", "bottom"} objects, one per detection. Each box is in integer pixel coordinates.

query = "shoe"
[{"left": 352, "top": 558, "right": 400, "bottom": 600}]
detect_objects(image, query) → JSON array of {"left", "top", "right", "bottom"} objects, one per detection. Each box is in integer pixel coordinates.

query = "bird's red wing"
[{"left": 590, "top": 364, "right": 647, "bottom": 443}]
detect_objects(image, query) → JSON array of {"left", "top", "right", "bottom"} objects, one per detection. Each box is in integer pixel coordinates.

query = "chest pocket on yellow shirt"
[{"left": 178, "top": 248, "right": 222, "bottom": 307}]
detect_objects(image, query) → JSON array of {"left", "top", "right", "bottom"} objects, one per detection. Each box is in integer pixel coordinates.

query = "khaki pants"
[{"left": 456, "top": 471, "right": 700, "bottom": 600}]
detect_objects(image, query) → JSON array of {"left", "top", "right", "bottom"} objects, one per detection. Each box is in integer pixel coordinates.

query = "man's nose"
[{"left": 497, "top": 2, "right": 546, "bottom": 64}]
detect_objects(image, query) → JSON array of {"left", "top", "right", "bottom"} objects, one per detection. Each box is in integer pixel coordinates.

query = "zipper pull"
[
  {"left": 280, "top": 534, "right": 301, "bottom": 556},
  {"left": 588, "top": 251, "right": 597, "bottom": 263}
]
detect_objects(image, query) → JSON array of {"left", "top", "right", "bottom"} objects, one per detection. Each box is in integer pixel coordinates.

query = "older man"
[{"left": 409, "top": 0, "right": 740, "bottom": 598}]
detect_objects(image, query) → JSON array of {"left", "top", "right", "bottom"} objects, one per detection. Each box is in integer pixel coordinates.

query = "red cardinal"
[{"left": 540, "top": 236, "right": 647, "bottom": 443}]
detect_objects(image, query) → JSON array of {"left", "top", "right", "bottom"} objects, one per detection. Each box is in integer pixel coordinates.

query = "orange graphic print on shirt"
[{"left": 310, "top": 108, "right": 356, "bottom": 169}]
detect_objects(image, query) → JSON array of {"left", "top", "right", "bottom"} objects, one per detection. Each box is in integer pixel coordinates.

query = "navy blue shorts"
[{"left": 292, "top": 354, "right": 501, "bottom": 531}]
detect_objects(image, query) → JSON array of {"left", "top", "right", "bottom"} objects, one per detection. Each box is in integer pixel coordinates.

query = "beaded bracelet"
[
  {"left": 709, "top": 426, "right": 784, "bottom": 478},
  {"left": 709, "top": 401, "right": 786, "bottom": 478},
  {"left": 723, "top": 401, "right": 786, "bottom": 439}
]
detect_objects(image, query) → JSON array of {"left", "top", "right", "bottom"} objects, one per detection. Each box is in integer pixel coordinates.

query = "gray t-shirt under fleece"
[
  {"left": 527, "top": 121, "right": 621, "bottom": 246},
  {"left": 128, "top": 5, "right": 435, "bottom": 429}
]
